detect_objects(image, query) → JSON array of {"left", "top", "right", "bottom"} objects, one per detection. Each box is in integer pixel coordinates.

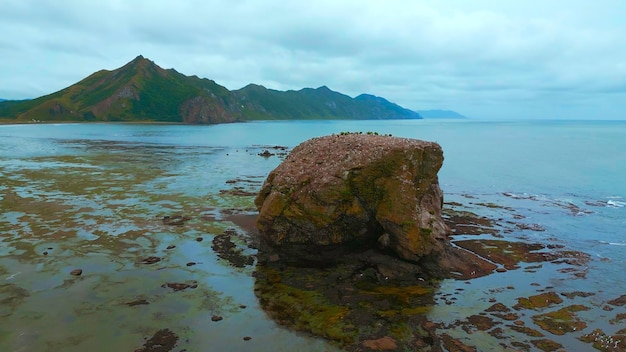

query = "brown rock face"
[
  {"left": 254, "top": 134, "right": 449, "bottom": 264},
  {"left": 180, "top": 96, "right": 239, "bottom": 124}
]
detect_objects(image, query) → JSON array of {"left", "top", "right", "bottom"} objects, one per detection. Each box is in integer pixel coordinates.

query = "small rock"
[
  {"left": 485, "top": 303, "right": 510, "bottom": 313},
  {"left": 186, "top": 262, "right": 196, "bottom": 267},
  {"left": 126, "top": 299, "right": 150, "bottom": 306},
  {"left": 141, "top": 256, "right": 161, "bottom": 264},
  {"left": 166, "top": 245, "right": 176, "bottom": 250},
  {"left": 243, "top": 336, "right": 252, "bottom": 341},
  {"left": 161, "top": 282, "right": 197, "bottom": 292},
  {"left": 362, "top": 336, "right": 398, "bottom": 350},
  {"left": 608, "top": 294, "right": 626, "bottom": 306},
  {"left": 70, "top": 269, "right": 82, "bottom": 276},
  {"left": 43, "top": 251, "right": 48, "bottom": 255},
  {"left": 135, "top": 328, "right": 178, "bottom": 352},
  {"left": 162, "top": 215, "right": 189, "bottom": 226},
  {"left": 195, "top": 237, "right": 203, "bottom": 242},
  {"left": 211, "top": 315, "right": 223, "bottom": 322},
  {"left": 258, "top": 150, "right": 274, "bottom": 157}
]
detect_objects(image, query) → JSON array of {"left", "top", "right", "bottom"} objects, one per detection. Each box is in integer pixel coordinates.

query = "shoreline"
[{"left": 0, "top": 121, "right": 623, "bottom": 351}]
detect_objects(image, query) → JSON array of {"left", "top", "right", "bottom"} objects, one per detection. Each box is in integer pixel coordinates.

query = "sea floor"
[{"left": 1, "top": 140, "right": 624, "bottom": 352}]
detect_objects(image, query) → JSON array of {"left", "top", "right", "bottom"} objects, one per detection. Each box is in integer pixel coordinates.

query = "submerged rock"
[
  {"left": 255, "top": 134, "right": 449, "bottom": 264},
  {"left": 135, "top": 328, "right": 178, "bottom": 352}
]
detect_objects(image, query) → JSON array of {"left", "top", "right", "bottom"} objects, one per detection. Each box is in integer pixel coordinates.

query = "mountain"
[
  {"left": 234, "top": 85, "right": 420, "bottom": 120},
  {"left": 416, "top": 109, "right": 466, "bottom": 119},
  {"left": 0, "top": 56, "right": 421, "bottom": 123},
  {"left": 0, "top": 56, "right": 239, "bottom": 123}
]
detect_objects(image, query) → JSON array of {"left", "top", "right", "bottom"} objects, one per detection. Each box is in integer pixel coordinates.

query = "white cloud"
[{"left": 1, "top": 0, "right": 625, "bottom": 119}]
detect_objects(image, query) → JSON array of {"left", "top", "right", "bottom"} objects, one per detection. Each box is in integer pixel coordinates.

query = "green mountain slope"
[
  {"left": 0, "top": 56, "right": 421, "bottom": 123},
  {"left": 234, "top": 85, "right": 420, "bottom": 120}
]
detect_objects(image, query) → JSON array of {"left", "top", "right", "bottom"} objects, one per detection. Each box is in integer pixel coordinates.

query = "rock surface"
[{"left": 254, "top": 133, "right": 449, "bottom": 264}]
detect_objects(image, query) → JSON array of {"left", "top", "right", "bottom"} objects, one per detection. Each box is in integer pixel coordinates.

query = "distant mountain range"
[
  {"left": 0, "top": 56, "right": 427, "bottom": 123},
  {"left": 417, "top": 109, "right": 466, "bottom": 119}
]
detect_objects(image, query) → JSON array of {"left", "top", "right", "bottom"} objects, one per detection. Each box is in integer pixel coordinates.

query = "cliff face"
[
  {"left": 0, "top": 56, "right": 422, "bottom": 123},
  {"left": 254, "top": 134, "right": 449, "bottom": 265}
]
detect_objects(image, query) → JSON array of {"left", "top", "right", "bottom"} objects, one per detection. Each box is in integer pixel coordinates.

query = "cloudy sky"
[{"left": 1, "top": 0, "right": 625, "bottom": 119}]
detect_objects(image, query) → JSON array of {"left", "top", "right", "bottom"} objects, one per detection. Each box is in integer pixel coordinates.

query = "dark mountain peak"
[
  {"left": 125, "top": 55, "right": 151, "bottom": 67},
  {"left": 117, "top": 55, "right": 163, "bottom": 76},
  {"left": 316, "top": 85, "right": 331, "bottom": 91},
  {"left": 241, "top": 83, "right": 267, "bottom": 90}
]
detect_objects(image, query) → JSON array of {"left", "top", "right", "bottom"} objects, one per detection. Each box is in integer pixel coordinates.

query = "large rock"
[{"left": 254, "top": 133, "right": 449, "bottom": 264}]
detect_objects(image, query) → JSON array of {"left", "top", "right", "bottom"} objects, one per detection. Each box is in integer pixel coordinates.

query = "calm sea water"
[{"left": 0, "top": 119, "right": 624, "bottom": 351}]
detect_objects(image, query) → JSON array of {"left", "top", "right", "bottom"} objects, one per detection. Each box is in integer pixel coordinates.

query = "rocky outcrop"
[
  {"left": 254, "top": 133, "right": 449, "bottom": 265},
  {"left": 180, "top": 96, "right": 239, "bottom": 124}
]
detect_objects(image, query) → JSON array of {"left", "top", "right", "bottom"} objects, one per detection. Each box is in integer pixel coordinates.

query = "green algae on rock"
[
  {"left": 453, "top": 239, "right": 590, "bottom": 272},
  {"left": 253, "top": 259, "right": 440, "bottom": 350},
  {"left": 255, "top": 134, "right": 448, "bottom": 265},
  {"left": 530, "top": 338, "right": 563, "bottom": 352},
  {"left": 514, "top": 292, "right": 563, "bottom": 310},
  {"left": 532, "top": 304, "right": 590, "bottom": 335}
]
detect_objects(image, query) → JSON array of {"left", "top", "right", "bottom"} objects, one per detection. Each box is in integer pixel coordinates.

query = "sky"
[{"left": 1, "top": 0, "right": 625, "bottom": 120}]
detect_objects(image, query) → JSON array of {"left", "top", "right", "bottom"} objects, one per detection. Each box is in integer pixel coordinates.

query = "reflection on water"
[{"left": 1, "top": 122, "right": 625, "bottom": 351}]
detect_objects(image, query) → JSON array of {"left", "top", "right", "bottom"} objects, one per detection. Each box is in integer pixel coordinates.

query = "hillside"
[{"left": 0, "top": 56, "right": 421, "bottom": 123}]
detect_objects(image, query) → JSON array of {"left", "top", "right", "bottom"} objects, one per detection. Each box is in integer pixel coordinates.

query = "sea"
[{"left": 0, "top": 119, "right": 624, "bottom": 351}]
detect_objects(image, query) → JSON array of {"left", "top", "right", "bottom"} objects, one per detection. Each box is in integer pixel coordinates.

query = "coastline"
[{"left": 0, "top": 120, "right": 624, "bottom": 351}]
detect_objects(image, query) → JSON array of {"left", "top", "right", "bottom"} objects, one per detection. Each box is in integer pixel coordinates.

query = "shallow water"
[{"left": 1, "top": 120, "right": 625, "bottom": 351}]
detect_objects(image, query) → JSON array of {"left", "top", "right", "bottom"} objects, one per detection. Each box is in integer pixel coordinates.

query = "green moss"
[
  {"left": 514, "top": 292, "right": 563, "bottom": 310},
  {"left": 532, "top": 305, "right": 590, "bottom": 335},
  {"left": 378, "top": 306, "right": 431, "bottom": 318},
  {"left": 508, "top": 325, "right": 545, "bottom": 337},
  {"left": 255, "top": 268, "right": 356, "bottom": 345}
]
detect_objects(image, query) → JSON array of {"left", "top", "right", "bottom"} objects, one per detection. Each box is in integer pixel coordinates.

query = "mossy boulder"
[{"left": 254, "top": 134, "right": 449, "bottom": 264}]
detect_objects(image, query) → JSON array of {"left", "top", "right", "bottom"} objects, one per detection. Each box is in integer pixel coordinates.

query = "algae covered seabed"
[
  {"left": 1, "top": 122, "right": 625, "bottom": 351},
  {"left": 0, "top": 127, "right": 335, "bottom": 351}
]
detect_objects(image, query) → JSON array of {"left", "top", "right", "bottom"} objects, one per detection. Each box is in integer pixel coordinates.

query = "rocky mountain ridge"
[{"left": 0, "top": 55, "right": 422, "bottom": 123}]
